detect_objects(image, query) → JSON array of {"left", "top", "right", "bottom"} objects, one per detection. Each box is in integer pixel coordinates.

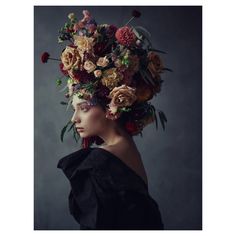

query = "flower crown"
[{"left": 41, "top": 9, "right": 172, "bottom": 145}]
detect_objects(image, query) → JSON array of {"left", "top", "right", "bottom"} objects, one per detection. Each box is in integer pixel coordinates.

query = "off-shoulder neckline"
[{"left": 90, "top": 147, "right": 148, "bottom": 190}]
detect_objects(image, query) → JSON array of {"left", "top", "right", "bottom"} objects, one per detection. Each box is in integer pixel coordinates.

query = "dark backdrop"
[{"left": 34, "top": 6, "right": 202, "bottom": 230}]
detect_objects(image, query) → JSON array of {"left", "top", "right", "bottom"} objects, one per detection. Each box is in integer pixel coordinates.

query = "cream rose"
[
  {"left": 68, "top": 13, "right": 76, "bottom": 20},
  {"left": 73, "top": 35, "right": 95, "bottom": 53},
  {"left": 83, "top": 60, "right": 96, "bottom": 73},
  {"left": 94, "top": 69, "right": 102, "bottom": 77},
  {"left": 96, "top": 56, "right": 109, "bottom": 67},
  {"left": 60, "top": 46, "right": 81, "bottom": 71},
  {"left": 108, "top": 85, "right": 137, "bottom": 114}
]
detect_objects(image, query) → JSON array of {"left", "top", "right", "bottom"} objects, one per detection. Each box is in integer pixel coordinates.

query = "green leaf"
[
  {"left": 158, "top": 110, "right": 167, "bottom": 130},
  {"left": 60, "top": 101, "right": 68, "bottom": 105},
  {"left": 60, "top": 120, "right": 71, "bottom": 142},
  {"left": 67, "top": 122, "right": 75, "bottom": 132},
  {"left": 147, "top": 48, "right": 167, "bottom": 54}
]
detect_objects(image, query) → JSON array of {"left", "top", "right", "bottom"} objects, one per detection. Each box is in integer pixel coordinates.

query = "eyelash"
[{"left": 72, "top": 106, "right": 90, "bottom": 112}]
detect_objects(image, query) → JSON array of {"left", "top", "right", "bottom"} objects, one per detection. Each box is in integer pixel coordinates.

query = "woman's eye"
[{"left": 80, "top": 106, "right": 89, "bottom": 111}]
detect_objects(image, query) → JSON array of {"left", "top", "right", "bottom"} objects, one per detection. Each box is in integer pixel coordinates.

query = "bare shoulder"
[{"left": 99, "top": 141, "right": 148, "bottom": 186}]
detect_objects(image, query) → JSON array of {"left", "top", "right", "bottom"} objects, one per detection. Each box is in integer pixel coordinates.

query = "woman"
[
  {"left": 42, "top": 9, "right": 170, "bottom": 229},
  {"left": 57, "top": 93, "right": 164, "bottom": 230}
]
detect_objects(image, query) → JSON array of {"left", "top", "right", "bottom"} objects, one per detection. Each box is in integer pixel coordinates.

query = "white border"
[{"left": 1, "top": 0, "right": 236, "bottom": 235}]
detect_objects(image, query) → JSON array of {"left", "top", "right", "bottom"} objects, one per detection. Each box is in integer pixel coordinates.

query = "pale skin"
[{"left": 71, "top": 94, "right": 148, "bottom": 187}]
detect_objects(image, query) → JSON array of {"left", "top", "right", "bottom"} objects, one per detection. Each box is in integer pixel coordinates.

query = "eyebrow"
[{"left": 71, "top": 101, "right": 89, "bottom": 108}]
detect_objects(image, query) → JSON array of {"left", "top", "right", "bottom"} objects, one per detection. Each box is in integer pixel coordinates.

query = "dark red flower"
[
  {"left": 125, "top": 121, "right": 139, "bottom": 134},
  {"left": 59, "top": 63, "right": 68, "bottom": 76},
  {"left": 106, "top": 25, "right": 117, "bottom": 38},
  {"left": 41, "top": 52, "right": 50, "bottom": 63},
  {"left": 132, "top": 10, "right": 141, "bottom": 18},
  {"left": 115, "top": 26, "right": 136, "bottom": 47},
  {"left": 94, "top": 42, "right": 112, "bottom": 56}
]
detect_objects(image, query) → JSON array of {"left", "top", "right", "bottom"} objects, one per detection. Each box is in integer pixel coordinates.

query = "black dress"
[{"left": 57, "top": 147, "right": 164, "bottom": 230}]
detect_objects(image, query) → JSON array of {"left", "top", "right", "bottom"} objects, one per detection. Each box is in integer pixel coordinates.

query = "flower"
[
  {"left": 83, "top": 60, "right": 96, "bottom": 73},
  {"left": 106, "top": 25, "right": 117, "bottom": 38},
  {"left": 94, "top": 70, "right": 102, "bottom": 77},
  {"left": 125, "top": 121, "right": 140, "bottom": 134},
  {"left": 41, "top": 52, "right": 50, "bottom": 63},
  {"left": 73, "top": 35, "right": 95, "bottom": 53},
  {"left": 132, "top": 10, "right": 141, "bottom": 18},
  {"left": 68, "top": 13, "right": 76, "bottom": 21},
  {"left": 105, "top": 107, "right": 121, "bottom": 120},
  {"left": 115, "top": 26, "right": 136, "bottom": 47},
  {"left": 147, "top": 51, "right": 164, "bottom": 78},
  {"left": 101, "top": 68, "right": 123, "bottom": 90},
  {"left": 108, "top": 84, "right": 137, "bottom": 114},
  {"left": 60, "top": 46, "right": 81, "bottom": 71},
  {"left": 96, "top": 56, "right": 109, "bottom": 67}
]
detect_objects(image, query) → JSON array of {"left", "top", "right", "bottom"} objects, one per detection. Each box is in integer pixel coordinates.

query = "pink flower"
[{"left": 115, "top": 26, "right": 136, "bottom": 47}]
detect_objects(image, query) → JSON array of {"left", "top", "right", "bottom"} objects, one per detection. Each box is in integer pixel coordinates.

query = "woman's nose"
[{"left": 71, "top": 111, "right": 81, "bottom": 123}]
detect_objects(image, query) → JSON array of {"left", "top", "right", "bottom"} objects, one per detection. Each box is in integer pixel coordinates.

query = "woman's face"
[{"left": 71, "top": 95, "right": 107, "bottom": 138}]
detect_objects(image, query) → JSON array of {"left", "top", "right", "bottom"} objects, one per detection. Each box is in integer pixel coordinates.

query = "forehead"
[{"left": 71, "top": 95, "right": 88, "bottom": 107}]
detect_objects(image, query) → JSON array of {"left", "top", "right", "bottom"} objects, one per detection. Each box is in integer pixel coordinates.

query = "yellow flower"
[
  {"left": 60, "top": 46, "right": 81, "bottom": 71},
  {"left": 101, "top": 68, "right": 123, "bottom": 90},
  {"left": 73, "top": 35, "right": 95, "bottom": 53}
]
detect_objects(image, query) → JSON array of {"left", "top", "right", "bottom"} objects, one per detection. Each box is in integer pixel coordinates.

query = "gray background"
[{"left": 34, "top": 6, "right": 202, "bottom": 230}]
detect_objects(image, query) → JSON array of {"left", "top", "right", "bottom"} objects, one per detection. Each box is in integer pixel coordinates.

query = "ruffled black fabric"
[{"left": 57, "top": 147, "right": 164, "bottom": 230}]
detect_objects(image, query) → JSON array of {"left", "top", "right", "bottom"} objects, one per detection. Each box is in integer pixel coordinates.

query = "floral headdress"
[{"left": 41, "top": 9, "right": 172, "bottom": 147}]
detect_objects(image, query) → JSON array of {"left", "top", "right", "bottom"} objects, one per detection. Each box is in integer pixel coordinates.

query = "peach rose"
[
  {"left": 60, "top": 46, "right": 81, "bottom": 71},
  {"left": 83, "top": 60, "right": 96, "bottom": 73},
  {"left": 108, "top": 84, "right": 137, "bottom": 114},
  {"left": 147, "top": 51, "right": 164, "bottom": 78},
  {"left": 101, "top": 68, "right": 123, "bottom": 90}
]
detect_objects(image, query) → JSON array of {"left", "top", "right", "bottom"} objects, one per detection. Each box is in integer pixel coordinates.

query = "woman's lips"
[{"left": 76, "top": 128, "right": 84, "bottom": 132}]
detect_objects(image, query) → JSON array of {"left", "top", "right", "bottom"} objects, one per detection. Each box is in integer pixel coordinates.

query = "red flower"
[
  {"left": 115, "top": 26, "right": 136, "bottom": 47},
  {"left": 59, "top": 63, "right": 68, "bottom": 76},
  {"left": 132, "top": 10, "right": 141, "bottom": 18},
  {"left": 125, "top": 121, "right": 139, "bottom": 134},
  {"left": 41, "top": 52, "right": 50, "bottom": 63},
  {"left": 106, "top": 25, "right": 117, "bottom": 38}
]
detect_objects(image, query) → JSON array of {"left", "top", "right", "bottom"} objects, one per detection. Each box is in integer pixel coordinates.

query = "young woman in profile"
[{"left": 42, "top": 9, "right": 170, "bottom": 230}]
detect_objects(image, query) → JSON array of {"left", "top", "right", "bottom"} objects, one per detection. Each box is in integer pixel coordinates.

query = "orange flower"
[{"left": 147, "top": 51, "right": 164, "bottom": 78}]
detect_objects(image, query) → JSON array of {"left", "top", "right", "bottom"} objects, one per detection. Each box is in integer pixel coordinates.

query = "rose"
[
  {"left": 83, "top": 60, "right": 96, "bottom": 73},
  {"left": 73, "top": 35, "right": 95, "bottom": 53},
  {"left": 94, "top": 70, "right": 102, "bottom": 77},
  {"left": 96, "top": 56, "right": 109, "bottom": 67},
  {"left": 147, "top": 51, "right": 164, "bottom": 78},
  {"left": 115, "top": 26, "right": 136, "bottom": 47},
  {"left": 60, "top": 46, "right": 81, "bottom": 71},
  {"left": 101, "top": 68, "right": 123, "bottom": 90},
  {"left": 108, "top": 85, "right": 137, "bottom": 114}
]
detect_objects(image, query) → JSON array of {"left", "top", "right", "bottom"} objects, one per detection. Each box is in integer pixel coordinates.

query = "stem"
[
  {"left": 124, "top": 16, "right": 135, "bottom": 26},
  {"left": 49, "top": 58, "right": 61, "bottom": 61}
]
